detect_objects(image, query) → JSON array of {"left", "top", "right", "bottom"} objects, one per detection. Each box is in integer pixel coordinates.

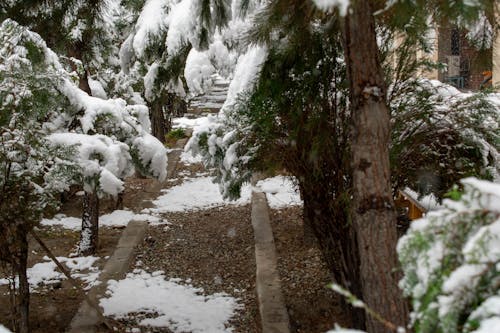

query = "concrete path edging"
[
  {"left": 68, "top": 220, "right": 147, "bottom": 333},
  {"left": 251, "top": 189, "right": 291, "bottom": 333}
]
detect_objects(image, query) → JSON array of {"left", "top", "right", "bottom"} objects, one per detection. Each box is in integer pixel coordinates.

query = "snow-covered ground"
[
  {"left": 0, "top": 255, "right": 101, "bottom": 291},
  {"left": 144, "top": 175, "right": 302, "bottom": 213},
  {"left": 100, "top": 269, "right": 240, "bottom": 333},
  {"left": 98, "top": 116, "right": 302, "bottom": 332},
  {"left": 41, "top": 209, "right": 168, "bottom": 230},
  {"left": 12, "top": 115, "right": 303, "bottom": 333}
]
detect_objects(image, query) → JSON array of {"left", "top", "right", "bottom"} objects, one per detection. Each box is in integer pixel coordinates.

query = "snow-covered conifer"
[{"left": 0, "top": 19, "right": 167, "bottom": 255}]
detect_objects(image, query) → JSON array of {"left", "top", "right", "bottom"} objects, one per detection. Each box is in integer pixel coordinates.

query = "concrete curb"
[
  {"left": 68, "top": 220, "right": 147, "bottom": 333},
  {"left": 251, "top": 190, "right": 291, "bottom": 333}
]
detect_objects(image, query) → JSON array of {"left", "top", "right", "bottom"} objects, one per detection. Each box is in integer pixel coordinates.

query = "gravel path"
[{"left": 109, "top": 136, "right": 344, "bottom": 333}]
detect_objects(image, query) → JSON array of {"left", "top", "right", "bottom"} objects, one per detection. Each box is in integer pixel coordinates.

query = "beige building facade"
[{"left": 493, "top": 1, "right": 500, "bottom": 88}]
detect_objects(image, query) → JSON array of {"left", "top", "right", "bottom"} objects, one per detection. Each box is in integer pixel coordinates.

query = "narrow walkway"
[{"left": 69, "top": 109, "right": 293, "bottom": 332}]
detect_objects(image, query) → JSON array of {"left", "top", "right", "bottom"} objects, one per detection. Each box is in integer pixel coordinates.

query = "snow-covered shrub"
[
  {"left": 398, "top": 178, "right": 500, "bottom": 333},
  {"left": 187, "top": 44, "right": 267, "bottom": 199},
  {"left": 391, "top": 79, "right": 500, "bottom": 198}
]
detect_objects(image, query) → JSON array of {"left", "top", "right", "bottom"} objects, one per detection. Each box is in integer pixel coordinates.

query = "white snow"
[
  {"left": 100, "top": 269, "right": 240, "bottom": 333},
  {"left": 0, "top": 256, "right": 100, "bottom": 291},
  {"left": 471, "top": 318, "right": 500, "bottom": 333},
  {"left": 144, "top": 61, "right": 160, "bottom": 102},
  {"left": 166, "top": 0, "right": 194, "bottom": 55},
  {"left": 256, "top": 176, "right": 303, "bottom": 209},
  {"left": 150, "top": 177, "right": 251, "bottom": 212},
  {"left": 148, "top": 175, "right": 301, "bottom": 212},
  {"left": 133, "top": 133, "right": 168, "bottom": 182},
  {"left": 313, "top": 0, "right": 350, "bottom": 16},
  {"left": 0, "top": 325, "right": 11, "bottom": 333},
  {"left": 173, "top": 115, "right": 211, "bottom": 129},
  {"left": 41, "top": 214, "right": 82, "bottom": 230},
  {"left": 88, "top": 77, "right": 108, "bottom": 99},
  {"left": 48, "top": 133, "right": 133, "bottom": 196},
  {"left": 180, "top": 150, "right": 203, "bottom": 165},
  {"left": 132, "top": 0, "right": 168, "bottom": 57},
  {"left": 222, "top": 45, "right": 267, "bottom": 114},
  {"left": 41, "top": 210, "right": 167, "bottom": 230},
  {"left": 184, "top": 49, "right": 216, "bottom": 96}
]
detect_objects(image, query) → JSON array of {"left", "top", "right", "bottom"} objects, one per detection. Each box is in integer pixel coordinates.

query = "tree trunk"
[
  {"left": 343, "top": 1, "right": 408, "bottom": 332},
  {"left": 17, "top": 231, "right": 29, "bottom": 333},
  {"left": 150, "top": 100, "right": 166, "bottom": 142},
  {"left": 300, "top": 180, "right": 365, "bottom": 329},
  {"left": 67, "top": 42, "right": 92, "bottom": 95},
  {"left": 79, "top": 191, "right": 99, "bottom": 256},
  {"left": 115, "top": 191, "right": 124, "bottom": 210}
]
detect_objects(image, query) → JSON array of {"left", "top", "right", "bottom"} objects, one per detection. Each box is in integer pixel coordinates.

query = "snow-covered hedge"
[{"left": 398, "top": 178, "right": 500, "bottom": 333}]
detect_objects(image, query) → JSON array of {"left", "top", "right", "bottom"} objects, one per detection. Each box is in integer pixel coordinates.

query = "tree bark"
[
  {"left": 79, "top": 191, "right": 99, "bottom": 256},
  {"left": 17, "top": 231, "right": 29, "bottom": 333},
  {"left": 343, "top": 0, "right": 408, "bottom": 332},
  {"left": 150, "top": 100, "right": 166, "bottom": 142}
]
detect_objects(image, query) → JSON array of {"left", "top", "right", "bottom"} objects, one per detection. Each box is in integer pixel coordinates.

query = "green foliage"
[
  {"left": 398, "top": 178, "right": 500, "bottom": 333},
  {"left": 390, "top": 79, "right": 499, "bottom": 198},
  {"left": 166, "top": 127, "right": 186, "bottom": 140}
]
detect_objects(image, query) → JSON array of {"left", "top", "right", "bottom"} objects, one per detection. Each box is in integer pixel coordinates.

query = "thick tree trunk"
[
  {"left": 300, "top": 180, "right": 365, "bottom": 328},
  {"left": 343, "top": 1, "right": 408, "bottom": 332},
  {"left": 79, "top": 191, "right": 99, "bottom": 256},
  {"left": 17, "top": 232, "right": 29, "bottom": 333}
]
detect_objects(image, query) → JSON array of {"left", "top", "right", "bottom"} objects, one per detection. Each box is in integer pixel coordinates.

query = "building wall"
[
  {"left": 493, "top": 1, "right": 500, "bottom": 89},
  {"left": 438, "top": 25, "right": 492, "bottom": 90}
]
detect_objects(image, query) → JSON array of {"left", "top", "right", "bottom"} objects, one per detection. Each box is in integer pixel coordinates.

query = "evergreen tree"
[
  {"left": 0, "top": 19, "right": 78, "bottom": 332},
  {"left": 0, "top": 19, "right": 167, "bottom": 257}
]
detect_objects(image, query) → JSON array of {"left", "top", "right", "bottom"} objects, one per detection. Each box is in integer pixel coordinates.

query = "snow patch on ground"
[
  {"left": 41, "top": 210, "right": 167, "bottom": 230},
  {"left": 100, "top": 269, "right": 240, "bottom": 333},
  {"left": 149, "top": 177, "right": 251, "bottom": 212},
  {"left": 256, "top": 176, "right": 303, "bottom": 209},
  {"left": 148, "top": 175, "right": 302, "bottom": 212},
  {"left": 173, "top": 116, "right": 211, "bottom": 129},
  {"left": 180, "top": 150, "right": 203, "bottom": 165},
  {"left": 0, "top": 256, "right": 100, "bottom": 291}
]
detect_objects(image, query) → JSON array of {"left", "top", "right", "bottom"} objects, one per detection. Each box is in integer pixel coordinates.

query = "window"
[{"left": 451, "top": 28, "right": 460, "bottom": 55}]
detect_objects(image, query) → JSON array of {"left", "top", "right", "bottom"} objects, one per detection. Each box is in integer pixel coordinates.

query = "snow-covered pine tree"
[
  {"left": 0, "top": 19, "right": 79, "bottom": 333},
  {"left": 119, "top": 0, "right": 189, "bottom": 141},
  {"left": 0, "top": 19, "right": 168, "bottom": 256},
  {"left": 119, "top": 0, "right": 237, "bottom": 141}
]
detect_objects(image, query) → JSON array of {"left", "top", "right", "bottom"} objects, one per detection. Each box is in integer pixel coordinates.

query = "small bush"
[{"left": 165, "top": 128, "right": 187, "bottom": 147}]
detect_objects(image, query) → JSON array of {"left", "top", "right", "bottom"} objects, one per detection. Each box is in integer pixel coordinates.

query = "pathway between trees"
[{"left": 0, "top": 112, "right": 344, "bottom": 333}]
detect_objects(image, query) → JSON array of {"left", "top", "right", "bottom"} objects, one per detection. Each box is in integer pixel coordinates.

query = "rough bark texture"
[
  {"left": 343, "top": 0, "right": 408, "bottom": 331},
  {"left": 79, "top": 191, "right": 99, "bottom": 256},
  {"left": 17, "top": 231, "right": 29, "bottom": 333},
  {"left": 150, "top": 100, "right": 166, "bottom": 142}
]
